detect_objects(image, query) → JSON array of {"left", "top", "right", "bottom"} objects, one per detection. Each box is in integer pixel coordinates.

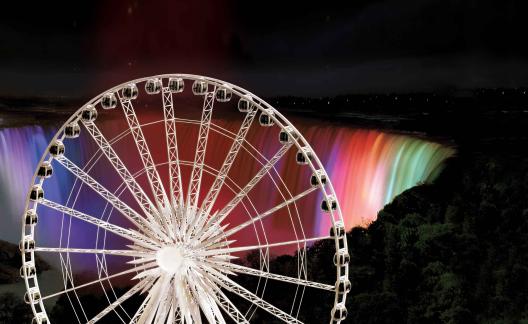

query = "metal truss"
[
  {"left": 82, "top": 121, "right": 165, "bottom": 231},
  {"left": 199, "top": 107, "right": 257, "bottom": 219},
  {"left": 161, "top": 87, "right": 185, "bottom": 208},
  {"left": 22, "top": 75, "right": 349, "bottom": 324},
  {"left": 117, "top": 96, "right": 172, "bottom": 232},
  {"left": 187, "top": 91, "right": 215, "bottom": 209},
  {"left": 55, "top": 155, "right": 168, "bottom": 243}
]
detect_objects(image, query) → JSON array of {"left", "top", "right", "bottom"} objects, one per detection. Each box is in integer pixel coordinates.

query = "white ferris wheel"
[{"left": 20, "top": 74, "right": 350, "bottom": 324}]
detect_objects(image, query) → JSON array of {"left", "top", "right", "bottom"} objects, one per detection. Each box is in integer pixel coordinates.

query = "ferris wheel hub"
[{"left": 155, "top": 245, "right": 188, "bottom": 275}]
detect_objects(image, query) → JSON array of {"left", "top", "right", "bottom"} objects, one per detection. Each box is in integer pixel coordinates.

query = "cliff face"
[{"left": 0, "top": 239, "right": 50, "bottom": 284}]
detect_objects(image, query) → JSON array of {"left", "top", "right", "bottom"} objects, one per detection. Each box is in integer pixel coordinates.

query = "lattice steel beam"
[
  {"left": 82, "top": 121, "right": 164, "bottom": 230},
  {"left": 187, "top": 91, "right": 215, "bottom": 209},
  {"left": 162, "top": 88, "right": 185, "bottom": 209}
]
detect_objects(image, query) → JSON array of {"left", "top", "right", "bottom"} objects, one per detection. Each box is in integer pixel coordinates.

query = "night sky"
[{"left": 1, "top": 0, "right": 528, "bottom": 97}]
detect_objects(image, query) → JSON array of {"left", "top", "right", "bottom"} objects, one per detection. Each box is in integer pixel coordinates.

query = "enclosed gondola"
[
  {"left": 310, "top": 170, "right": 327, "bottom": 187},
  {"left": 331, "top": 304, "right": 348, "bottom": 322},
  {"left": 168, "top": 77, "right": 184, "bottom": 93},
  {"left": 64, "top": 122, "right": 80, "bottom": 138},
  {"left": 29, "top": 185, "right": 44, "bottom": 202},
  {"left": 122, "top": 83, "right": 139, "bottom": 100},
  {"left": 215, "top": 86, "right": 232, "bottom": 102},
  {"left": 24, "top": 210, "right": 38, "bottom": 225},
  {"left": 37, "top": 162, "right": 53, "bottom": 178},
  {"left": 101, "top": 92, "right": 117, "bottom": 109},
  {"left": 259, "top": 109, "right": 274, "bottom": 126},
  {"left": 81, "top": 105, "right": 98, "bottom": 122},
  {"left": 237, "top": 97, "right": 252, "bottom": 112},
  {"left": 296, "top": 147, "right": 313, "bottom": 165},
  {"left": 49, "top": 140, "right": 65, "bottom": 157},
  {"left": 145, "top": 78, "right": 162, "bottom": 95},
  {"left": 192, "top": 80, "right": 208, "bottom": 95}
]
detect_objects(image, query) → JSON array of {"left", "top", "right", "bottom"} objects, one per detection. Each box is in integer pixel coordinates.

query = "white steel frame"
[{"left": 21, "top": 74, "right": 349, "bottom": 324}]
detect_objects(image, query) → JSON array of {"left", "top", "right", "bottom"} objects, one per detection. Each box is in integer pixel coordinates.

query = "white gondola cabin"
[
  {"left": 32, "top": 314, "right": 49, "bottom": 324},
  {"left": 310, "top": 170, "right": 327, "bottom": 187},
  {"left": 19, "top": 236, "right": 35, "bottom": 252},
  {"left": 122, "top": 83, "right": 139, "bottom": 100},
  {"left": 101, "top": 92, "right": 117, "bottom": 109},
  {"left": 336, "top": 277, "right": 351, "bottom": 294},
  {"left": 49, "top": 140, "right": 65, "bottom": 157},
  {"left": 25, "top": 210, "right": 38, "bottom": 225},
  {"left": 333, "top": 248, "right": 350, "bottom": 266},
  {"left": 145, "top": 78, "right": 162, "bottom": 94},
  {"left": 20, "top": 263, "right": 36, "bottom": 279},
  {"left": 330, "top": 220, "right": 345, "bottom": 238},
  {"left": 238, "top": 97, "right": 252, "bottom": 112},
  {"left": 64, "top": 122, "right": 80, "bottom": 138},
  {"left": 259, "top": 109, "right": 274, "bottom": 126},
  {"left": 24, "top": 287, "right": 41, "bottom": 304},
  {"left": 192, "top": 80, "right": 208, "bottom": 95},
  {"left": 321, "top": 195, "right": 337, "bottom": 212},
  {"left": 279, "top": 126, "right": 298, "bottom": 144},
  {"left": 37, "top": 161, "right": 53, "bottom": 178},
  {"left": 296, "top": 147, "right": 313, "bottom": 165},
  {"left": 331, "top": 304, "right": 348, "bottom": 322},
  {"left": 168, "top": 77, "right": 184, "bottom": 93},
  {"left": 29, "top": 185, "right": 44, "bottom": 202},
  {"left": 81, "top": 105, "right": 98, "bottom": 122},
  {"left": 215, "top": 86, "right": 232, "bottom": 102}
]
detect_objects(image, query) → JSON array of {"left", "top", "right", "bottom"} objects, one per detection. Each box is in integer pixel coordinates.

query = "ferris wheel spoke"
[
  {"left": 135, "top": 275, "right": 170, "bottom": 324},
  {"left": 42, "top": 262, "right": 156, "bottom": 301},
  {"left": 205, "top": 142, "right": 293, "bottom": 230},
  {"left": 199, "top": 275, "right": 230, "bottom": 324},
  {"left": 152, "top": 276, "right": 173, "bottom": 324},
  {"left": 172, "top": 274, "right": 198, "bottom": 323},
  {"left": 200, "top": 235, "right": 331, "bottom": 257},
  {"left": 204, "top": 187, "right": 318, "bottom": 244},
  {"left": 215, "top": 274, "right": 303, "bottom": 324},
  {"left": 39, "top": 199, "right": 159, "bottom": 250},
  {"left": 175, "top": 307, "right": 183, "bottom": 323},
  {"left": 162, "top": 88, "right": 185, "bottom": 209},
  {"left": 129, "top": 290, "right": 151, "bottom": 324},
  {"left": 117, "top": 95, "right": 171, "bottom": 221},
  {"left": 186, "top": 90, "right": 216, "bottom": 209},
  {"left": 199, "top": 107, "right": 258, "bottom": 218},
  {"left": 188, "top": 273, "right": 225, "bottom": 324},
  {"left": 164, "top": 302, "right": 175, "bottom": 324},
  {"left": 81, "top": 121, "right": 164, "bottom": 230},
  {"left": 215, "top": 262, "right": 334, "bottom": 292},
  {"left": 214, "top": 289, "right": 250, "bottom": 324},
  {"left": 87, "top": 279, "right": 149, "bottom": 324},
  {"left": 55, "top": 155, "right": 169, "bottom": 243},
  {"left": 34, "top": 247, "right": 153, "bottom": 258}
]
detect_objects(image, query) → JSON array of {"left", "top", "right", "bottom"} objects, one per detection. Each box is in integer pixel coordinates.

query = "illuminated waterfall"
[
  {"left": 0, "top": 121, "right": 454, "bottom": 244},
  {"left": 0, "top": 126, "right": 54, "bottom": 242}
]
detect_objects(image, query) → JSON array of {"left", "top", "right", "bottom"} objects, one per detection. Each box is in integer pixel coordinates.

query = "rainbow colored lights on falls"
[
  {"left": 0, "top": 120, "right": 454, "bottom": 246},
  {"left": 307, "top": 127, "right": 454, "bottom": 232}
]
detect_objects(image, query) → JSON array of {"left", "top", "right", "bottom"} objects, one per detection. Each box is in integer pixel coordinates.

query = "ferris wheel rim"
[{"left": 21, "top": 74, "right": 349, "bottom": 324}]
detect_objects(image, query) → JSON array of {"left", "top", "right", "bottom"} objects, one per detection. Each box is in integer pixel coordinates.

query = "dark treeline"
[
  {"left": 246, "top": 149, "right": 528, "bottom": 323},
  {"left": 344, "top": 151, "right": 528, "bottom": 323}
]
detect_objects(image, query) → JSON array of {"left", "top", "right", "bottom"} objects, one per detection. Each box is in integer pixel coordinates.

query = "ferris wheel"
[{"left": 20, "top": 74, "right": 350, "bottom": 324}]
